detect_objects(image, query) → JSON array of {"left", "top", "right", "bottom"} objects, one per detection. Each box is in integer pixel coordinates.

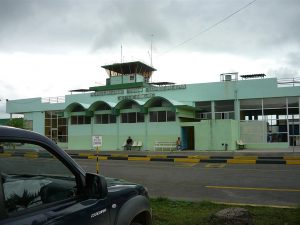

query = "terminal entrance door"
[
  {"left": 181, "top": 126, "right": 195, "bottom": 150},
  {"left": 51, "top": 128, "right": 58, "bottom": 143},
  {"left": 45, "top": 111, "right": 68, "bottom": 143}
]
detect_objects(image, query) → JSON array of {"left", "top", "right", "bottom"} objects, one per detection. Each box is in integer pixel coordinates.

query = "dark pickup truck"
[{"left": 0, "top": 126, "right": 152, "bottom": 225}]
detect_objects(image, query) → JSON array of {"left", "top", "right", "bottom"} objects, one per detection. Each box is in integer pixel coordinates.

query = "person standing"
[
  {"left": 126, "top": 136, "right": 133, "bottom": 150},
  {"left": 176, "top": 137, "right": 181, "bottom": 151}
]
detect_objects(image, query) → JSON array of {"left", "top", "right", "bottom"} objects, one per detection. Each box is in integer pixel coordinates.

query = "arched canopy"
[
  {"left": 114, "top": 99, "right": 144, "bottom": 110},
  {"left": 65, "top": 102, "right": 90, "bottom": 113},
  {"left": 89, "top": 101, "right": 113, "bottom": 111},
  {"left": 144, "top": 96, "right": 174, "bottom": 108}
]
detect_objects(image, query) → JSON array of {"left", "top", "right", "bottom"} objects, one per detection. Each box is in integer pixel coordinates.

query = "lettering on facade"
[
  {"left": 146, "top": 84, "right": 186, "bottom": 92},
  {"left": 91, "top": 90, "right": 124, "bottom": 97},
  {"left": 127, "top": 88, "right": 144, "bottom": 94},
  {"left": 118, "top": 93, "right": 155, "bottom": 101}
]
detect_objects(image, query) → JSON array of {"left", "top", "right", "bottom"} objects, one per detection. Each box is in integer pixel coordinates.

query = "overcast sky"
[{"left": 1, "top": 0, "right": 300, "bottom": 117}]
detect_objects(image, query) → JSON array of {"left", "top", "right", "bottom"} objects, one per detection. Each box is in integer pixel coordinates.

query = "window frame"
[{"left": 0, "top": 139, "right": 85, "bottom": 218}]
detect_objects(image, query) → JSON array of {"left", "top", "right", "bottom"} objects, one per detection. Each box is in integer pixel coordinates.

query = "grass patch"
[{"left": 151, "top": 198, "right": 300, "bottom": 225}]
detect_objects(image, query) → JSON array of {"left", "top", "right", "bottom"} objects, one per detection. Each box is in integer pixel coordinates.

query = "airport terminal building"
[{"left": 6, "top": 61, "right": 300, "bottom": 151}]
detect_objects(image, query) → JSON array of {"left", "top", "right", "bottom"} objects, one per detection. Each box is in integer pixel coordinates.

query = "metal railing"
[
  {"left": 277, "top": 77, "right": 300, "bottom": 87},
  {"left": 42, "top": 96, "right": 65, "bottom": 104}
]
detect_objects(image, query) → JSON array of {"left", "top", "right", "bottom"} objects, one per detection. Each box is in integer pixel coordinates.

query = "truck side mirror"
[{"left": 85, "top": 173, "right": 108, "bottom": 199}]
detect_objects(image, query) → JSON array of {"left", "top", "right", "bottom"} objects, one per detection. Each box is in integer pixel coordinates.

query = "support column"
[
  {"left": 144, "top": 114, "right": 149, "bottom": 150},
  {"left": 117, "top": 115, "right": 120, "bottom": 150},
  {"left": 211, "top": 101, "right": 215, "bottom": 120}
]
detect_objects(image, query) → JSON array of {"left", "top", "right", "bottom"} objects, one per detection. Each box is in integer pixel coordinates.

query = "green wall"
[
  {"left": 183, "top": 120, "right": 239, "bottom": 151},
  {"left": 24, "top": 112, "right": 44, "bottom": 135},
  {"left": 68, "top": 125, "right": 92, "bottom": 150}
]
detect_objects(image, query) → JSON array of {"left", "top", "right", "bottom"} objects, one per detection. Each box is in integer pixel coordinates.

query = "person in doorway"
[
  {"left": 176, "top": 137, "right": 181, "bottom": 151},
  {"left": 268, "top": 130, "right": 272, "bottom": 143},
  {"left": 126, "top": 136, "right": 133, "bottom": 150}
]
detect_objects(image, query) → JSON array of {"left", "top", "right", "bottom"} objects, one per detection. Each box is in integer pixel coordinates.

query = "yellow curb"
[
  {"left": 286, "top": 160, "right": 300, "bottom": 165},
  {"left": 174, "top": 158, "right": 200, "bottom": 163},
  {"left": 212, "top": 201, "right": 297, "bottom": 209},
  {"left": 205, "top": 164, "right": 226, "bottom": 168},
  {"left": 128, "top": 157, "right": 150, "bottom": 161},
  {"left": 111, "top": 154, "right": 128, "bottom": 157},
  {"left": 79, "top": 153, "right": 94, "bottom": 157},
  {"left": 206, "top": 185, "right": 300, "bottom": 192},
  {"left": 188, "top": 155, "right": 210, "bottom": 160},
  {"left": 233, "top": 156, "right": 258, "bottom": 160},
  {"left": 88, "top": 156, "right": 108, "bottom": 160},
  {"left": 149, "top": 155, "right": 167, "bottom": 158},
  {"left": 227, "top": 159, "right": 256, "bottom": 164},
  {"left": 0, "top": 153, "right": 12, "bottom": 157},
  {"left": 284, "top": 156, "right": 300, "bottom": 160},
  {"left": 24, "top": 153, "right": 38, "bottom": 158}
]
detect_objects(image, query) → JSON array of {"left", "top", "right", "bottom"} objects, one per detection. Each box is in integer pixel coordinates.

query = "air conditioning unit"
[{"left": 225, "top": 74, "right": 232, "bottom": 81}]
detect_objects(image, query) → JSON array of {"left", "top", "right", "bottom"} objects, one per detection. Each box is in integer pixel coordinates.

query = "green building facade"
[{"left": 6, "top": 62, "right": 300, "bottom": 151}]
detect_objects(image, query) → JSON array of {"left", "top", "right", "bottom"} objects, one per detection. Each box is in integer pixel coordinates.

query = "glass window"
[
  {"left": 121, "top": 114, "right": 128, "bottom": 123},
  {"left": 195, "top": 101, "right": 211, "bottom": 113},
  {"left": 167, "top": 111, "right": 176, "bottom": 122},
  {"left": 263, "top": 97, "right": 286, "bottom": 109},
  {"left": 95, "top": 115, "right": 102, "bottom": 124},
  {"left": 102, "top": 114, "right": 109, "bottom": 124},
  {"left": 240, "top": 99, "right": 262, "bottom": 110},
  {"left": 150, "top": 112, "right": 157, "bottom": 122},
  {"left": 137, "top": 113, "right": 145, "bottom": 123},
  {"left": 51, "top": 118, "right": 57, "bottom": 129},
  {"left": 45, "top": 111, "right": 68, "bottom": 143},
  {"left": 128, "top": 113, "right": 136, "bottom": 123},
  {"left": 110, "top": 115, "right": 116, "bottom": 123},
  {"left": 215, "top": 100, "right": 234, "bottom": 112},
  {"left": 45, "top": 119, "right": 51, "bottom": 127},
  {"left": 71, "top": 116, "right": 77, "bottom": 125},
  {"left": 78, "top": 116, "right": 84, "bottom": 124},
  {"left": 158, "top": 111, "right": 166, "bottom": 122},
  {"left": 84, "top": 117, "right": 91, "bottom": 124},
  {"left": 0, "top": 142, "right": 76, "bottom": 215},
  {"left": 58, "top": 118, "right": 67, "bottom": 126}
]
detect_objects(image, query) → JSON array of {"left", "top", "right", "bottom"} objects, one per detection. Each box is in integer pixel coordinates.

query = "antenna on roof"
[
  {"left": 121, "top": 45, "right": 123, "bottom": 63},
  {"left": 150, "top": 34, "right": 154, "bottom": 66}
]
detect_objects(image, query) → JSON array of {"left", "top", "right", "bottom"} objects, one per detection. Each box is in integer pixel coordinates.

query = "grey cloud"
[
  {"left": 157, "top": 0, "right": 300, "bottom": 58},
  {"left": 268, "top": 67, "right": 298, "bottom": 79},
  {"left": 286, "top": 51, "right": 300, "bottom": 68},
  {"left": 0, "top": 0, "right": 299, "bottom": 59}
]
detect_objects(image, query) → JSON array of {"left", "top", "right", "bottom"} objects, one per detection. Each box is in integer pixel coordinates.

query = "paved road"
[{"left": 76, "top": 159, "right": 300, "bottom": 207}]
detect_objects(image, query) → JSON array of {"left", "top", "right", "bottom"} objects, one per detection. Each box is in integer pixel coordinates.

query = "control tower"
[{"left": 102, "top": 61, "right": 156, "bottom": 85}]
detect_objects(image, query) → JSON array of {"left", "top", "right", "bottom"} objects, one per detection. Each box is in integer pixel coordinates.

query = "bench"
[
  {"left": 132, "top": 141, "right": 143, "bottom": 150},
  {"left": 236, "top": 140, "right": 246, "bottom": 150},
  {"left": 154, "top": 141, "right": 177, "bottom": 151},
  {"left": 122, "top": 141, "right": 143, "bottom": 150}
]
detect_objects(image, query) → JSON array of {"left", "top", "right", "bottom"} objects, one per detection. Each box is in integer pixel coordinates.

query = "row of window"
[{"left": 70, "top": 111, "right": 176, "bottom": 125}]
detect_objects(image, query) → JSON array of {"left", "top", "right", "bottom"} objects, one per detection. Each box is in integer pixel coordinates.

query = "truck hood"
[
  {"left": 105, "top": 177, "right": 148, "bottom": 198},
  {"left": 105, "top": 177, "right": 137, "bottom": 187}
]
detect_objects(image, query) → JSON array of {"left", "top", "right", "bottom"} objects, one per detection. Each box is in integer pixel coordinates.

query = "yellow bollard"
[{"left": 96, "top": 146, "right": 100, "bottom": 174}]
